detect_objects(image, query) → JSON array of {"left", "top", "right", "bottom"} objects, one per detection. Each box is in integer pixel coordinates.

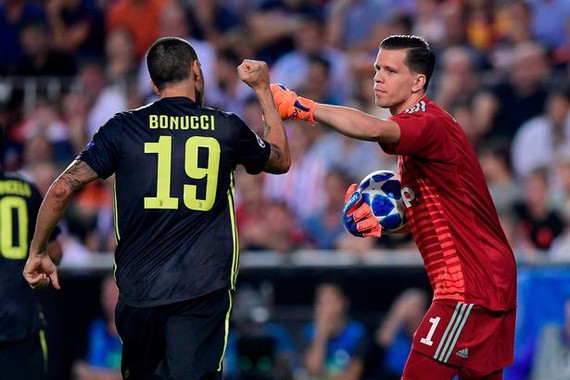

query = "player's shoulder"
[
  {"left": 1, "top": 170, "right": 32, "bottom": 185},
  {"left": 0, "top": 171, "right": 40, "bottom": 197},
  {"left": 203, "top": 105, "right": 243, "bottom": 123}
]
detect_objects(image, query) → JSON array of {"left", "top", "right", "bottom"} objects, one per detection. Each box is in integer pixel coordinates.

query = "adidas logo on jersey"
[{"left": 455, "top": 348, "right": 469, "bottom": 359}]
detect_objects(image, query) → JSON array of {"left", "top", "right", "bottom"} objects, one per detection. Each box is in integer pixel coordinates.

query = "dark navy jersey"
[
  {"left": 79, "top": 97, "right": 271, "bottom": 307},
  {"left": 0, "top": 171, "right": 44, "bottom": 340}
]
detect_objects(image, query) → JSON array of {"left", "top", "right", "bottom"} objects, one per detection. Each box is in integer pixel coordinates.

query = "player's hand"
[
  {"left": 238, "top": 59, "right": 270, "bottom": 90},
  {"left": 23, "top": 251, "right": 60, "bottom": 290},
  {"left": 342, "top": 183, "right": 381, "bottom": 238},
  {"left": 270, "top": 83, "right": 317, "bottom": 126}
]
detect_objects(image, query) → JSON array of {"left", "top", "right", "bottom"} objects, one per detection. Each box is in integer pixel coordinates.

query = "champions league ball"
[{"left": 357, "top": 170, "right": 407, "bottom": 232}]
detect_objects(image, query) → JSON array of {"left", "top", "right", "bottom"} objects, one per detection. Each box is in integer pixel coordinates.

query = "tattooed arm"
[
  {"left": 24, "top": 160, "right": 99, "bottom": 290},
  {"left": 237, "top": 59, "right": 290, "bottom": 174}
]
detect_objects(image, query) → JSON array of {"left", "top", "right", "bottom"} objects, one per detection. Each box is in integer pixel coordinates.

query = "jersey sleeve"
[
  {"left": 232, "top": 115, "right": 271, "bottom": 175},
  {"left": 381, "top": 111, "right": 453, "bottom": 160},
  {"left": 78, "top": 115, "right": 122, "bottom": 179}
]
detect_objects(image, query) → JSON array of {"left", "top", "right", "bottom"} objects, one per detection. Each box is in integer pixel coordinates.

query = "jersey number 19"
[{"left": 144, "top": 136, "right": 221, "bottom": 211}]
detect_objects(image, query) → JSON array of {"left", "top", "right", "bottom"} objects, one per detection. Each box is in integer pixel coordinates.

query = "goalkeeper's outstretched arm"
[{"left": 313, "top": 103, "right": 401, "bottom": 144}]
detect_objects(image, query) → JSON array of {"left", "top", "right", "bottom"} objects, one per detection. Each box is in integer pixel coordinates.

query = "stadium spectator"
[
  {"left": 303, "top": 282, "right": 367, "bottom": 379},
  {"left": 242, "top": 199, "right": 307, "bottom": 253},
  {"left": 512, "top": 166, "right": 566, "bottom": 256},
  {"left": 188, "top": 0, "right": 242, "bottom": 48},
  {"left": 473, "top": 41, "right": 551, "bottom": 145},
  {"left": 104, "top": 28, "right": 138, "bottom": 100},
  {"left": 325, "top": 0, "right": 392, "bottom": 53},
  {"left": 0, "top": 0, "right": 46, "bottom": 74},
  {"left": 234, "top": 169, "right": 271, "bottom": 252},
  {"left": 263, "top": 121, "right": 327, "bottom": 220},
  {"left": 478, "top": 138, "right": 522, "bottom": 216},
  {"left": 74, "top": 60, "right": 128, "bottom": 139},
  {"left": 18, "top": 99, "right": 75, "bottom": 165},
  {"left": 72, "top": 275, "right": 122, "bottom": 380},
  {"left": 433, "top": 46, "right": 481, "bottom": 111},
  {"left": 296, "top": 54, "right": 341, "bottom": 105},
  {"left": 511, "top": 85, "right": 570, "bottom": 182},
  {"left": 245, "top": 0, "right": 320, "bottom": 65},
  {"left": 551, "top": 150, "right": 570, "bottom": 217},
  {"left": 106, "top": 0, "right": 171, "bottom": 60},
  {"left": 208, "top": 47, "right": 253, "bottom": 119},
  {"left": 301, "top": 168, "right": 369, "bottom": 250},
  {"left": 45, "top": 0, "right": 105, "bottom": 60},
  {"left": 528, "top": 0, "right": 570, "bottom": 51},
  {"left": 271, "top": 14, "right": 352, "bottom": 104},
  {"left": 365, "top": 288, "right": 429, "bottom": 379},
  {"left": 16, "top": 20, "right": 77, "bottom": 79}
]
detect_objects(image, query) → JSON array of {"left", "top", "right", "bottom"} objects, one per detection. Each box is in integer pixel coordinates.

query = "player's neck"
[
  {"left": 160, "top": 83, "right": 197, "bottom": 102},
  {"left": 390, "top": 92, "right": 426, "bottom": 115}
]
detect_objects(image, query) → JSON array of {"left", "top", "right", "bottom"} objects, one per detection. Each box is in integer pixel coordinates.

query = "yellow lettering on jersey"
[
  {"left": 190, "top": 116, "right": 199, "bottom": 129},
  {"left": 171, "top": 116, "right": 179, "bottom": 130},
  {"left": 201, "top": 115, "right": 214, "bottom": 130},
  {"left": 149, "top": 115, "right": 158, "bottom": 129},
  {"left": 159, "top": 115, "right": 168, "bottom": 129},
  {"left": 0, "top": 181, "right": 31, "bottom": 197},
  {"left": 148, "top": 115, "right": 215, "bottom": 131}
]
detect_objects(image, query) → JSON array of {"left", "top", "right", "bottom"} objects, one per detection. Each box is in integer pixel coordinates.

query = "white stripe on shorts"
[{"left": 434, "top": 302, "right": 474, "bottom": 363}]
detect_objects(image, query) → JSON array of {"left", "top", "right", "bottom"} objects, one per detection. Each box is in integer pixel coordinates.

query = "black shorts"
[
  {"left": 0, "top": 331, "right": 47, "bottom": 380},
  {"left": 116, "top": 288, "right": 233, "bottom": 380}
]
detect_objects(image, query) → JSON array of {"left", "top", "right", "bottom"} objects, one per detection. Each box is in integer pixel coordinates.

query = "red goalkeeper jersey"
[{"left": 381, "top": 97, "right": 517, "bottom": 311}]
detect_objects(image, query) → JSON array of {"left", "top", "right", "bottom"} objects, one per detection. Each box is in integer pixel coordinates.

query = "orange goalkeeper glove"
[
  {"left": 270, "top": 83, "right": 317, "bottom": 126},
  {"left": 342, "top": 183, "right": 382, "bottom": 238}
]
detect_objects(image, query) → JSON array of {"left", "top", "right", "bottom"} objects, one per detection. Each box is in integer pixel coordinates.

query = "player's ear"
[
  {"left": 150, "top": 79, "right": 160, "bottom": 96},
  {"left": 191, "top": 60, "right": 202, "bottom": 82},
  {"left": 412, "top": 74, "right": 426, "bottom": 93}
]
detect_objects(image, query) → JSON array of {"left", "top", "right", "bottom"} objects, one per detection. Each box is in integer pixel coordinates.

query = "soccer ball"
[{"left": 357, "top": 170, "right": 407, "bottom": 232}]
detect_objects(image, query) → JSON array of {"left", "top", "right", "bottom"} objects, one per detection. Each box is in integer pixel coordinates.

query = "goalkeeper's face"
[{"left": 373, "top": 49, "right": 420, "bottom": 114}]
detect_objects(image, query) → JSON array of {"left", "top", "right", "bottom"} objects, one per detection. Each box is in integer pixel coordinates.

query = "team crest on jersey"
[{"left": 404, "top": 100, "right": 426, "bottom": 114}]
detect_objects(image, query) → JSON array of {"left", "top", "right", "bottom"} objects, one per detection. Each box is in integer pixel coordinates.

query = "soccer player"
[
  {"left": 0, "top": 169, "right": 62, "bottom": 380},
  {"left": 271, "top": 35, "right": 517, "bottom": 380},
  {"left": 23, "top": 36, "right": 291, "bottom": 379}
]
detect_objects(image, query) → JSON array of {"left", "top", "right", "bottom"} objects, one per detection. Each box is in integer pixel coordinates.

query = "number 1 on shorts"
[{"left": 420, "top": 316, "right": 440, "bottom": 346}]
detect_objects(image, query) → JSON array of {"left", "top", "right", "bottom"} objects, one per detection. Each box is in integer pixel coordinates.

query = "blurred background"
[{"left": 1, "top": 0, "right": 570, "bottom": 379}]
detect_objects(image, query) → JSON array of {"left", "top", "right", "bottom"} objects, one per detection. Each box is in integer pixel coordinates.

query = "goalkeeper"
[{"left": 271, "top": 35, "right": 517, "bottom": 380}]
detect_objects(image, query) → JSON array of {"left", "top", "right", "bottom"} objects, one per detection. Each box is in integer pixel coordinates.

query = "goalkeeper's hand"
[
  {"left": 270, "top": 83, "right": 317, "bottom": 126},
  {"left": 342, "top": 184, "right": 382, "bottom": 238}
]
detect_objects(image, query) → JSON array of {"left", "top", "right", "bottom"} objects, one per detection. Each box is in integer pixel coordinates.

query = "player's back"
[
  {"left": 0, "top": 171, "right": 44, "bottom": 340},
  {"left": 80, "top": 97, "right": 270, "bottom": 307}
]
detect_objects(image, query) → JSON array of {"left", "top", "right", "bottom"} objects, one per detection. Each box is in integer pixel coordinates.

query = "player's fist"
[
  {"left": 238, "top": 60, "right": 270, "bottom": 90},
  {"left": 270, "top": 83, "right": 317, "bottom": 126},
  {"left": 342, "top": 183, "right": 381, "bottom": 238}
]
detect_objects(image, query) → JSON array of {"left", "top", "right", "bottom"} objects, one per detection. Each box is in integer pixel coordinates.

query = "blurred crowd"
[{"left": 1, "top": 0, "right": 570, "bottom": 265}]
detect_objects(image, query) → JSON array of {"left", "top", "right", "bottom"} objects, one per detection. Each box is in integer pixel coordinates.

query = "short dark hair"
[
  {"left": 380, "top": 35, "right": 436, "bottom": 90},
  {"left": 146, "top": 37, "right": 198, "bottom": 91}
]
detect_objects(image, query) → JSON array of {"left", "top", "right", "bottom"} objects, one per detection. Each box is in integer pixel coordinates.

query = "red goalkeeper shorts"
[{"left": 406, "top": 300, "right": 515, "bottom": 377}]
